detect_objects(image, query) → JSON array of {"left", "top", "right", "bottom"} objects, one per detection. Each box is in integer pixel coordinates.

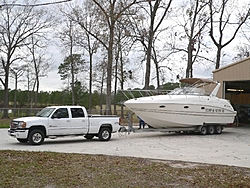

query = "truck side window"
[
  {"left": 71, "top": 108, "right": 85, "bottom": 118},
  {"left": 52, "top": 108, "right": 69, "bottom": 118}
]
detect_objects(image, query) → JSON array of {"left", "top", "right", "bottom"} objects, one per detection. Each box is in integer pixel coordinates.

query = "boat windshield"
[
  {"left": 168, "top": 85, "right": 210, "bottom": 96},
  {"left": 36, "top": 108, "right": 55, "bottom": 117}
]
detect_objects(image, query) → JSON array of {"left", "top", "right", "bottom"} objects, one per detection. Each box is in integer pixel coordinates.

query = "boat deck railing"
[
  {"left": 119, "top": 89, "right": 172, "bottom": 100},
  {"left": 119, "top": 86, "right": 212, "bottom": 101}
]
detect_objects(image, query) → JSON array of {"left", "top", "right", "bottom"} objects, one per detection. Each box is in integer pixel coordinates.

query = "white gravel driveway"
[{"left": 1, "top": 127, "right": 250, "bottom": 168}]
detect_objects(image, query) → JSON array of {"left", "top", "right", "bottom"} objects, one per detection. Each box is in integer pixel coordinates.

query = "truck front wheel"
[
  {"left": 98, "top": 128, "right": 111, "bottom": 141},
  {"left": 28, "top": 130, "right": 45, "bottom": 145}
]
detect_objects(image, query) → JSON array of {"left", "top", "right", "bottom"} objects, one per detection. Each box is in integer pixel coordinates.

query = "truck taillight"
[{"left": 119, "top": 117, "right": 121, "bottom": 125}]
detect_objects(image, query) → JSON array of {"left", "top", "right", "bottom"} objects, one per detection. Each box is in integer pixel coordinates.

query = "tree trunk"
[
  {"left": 186, "top": 41, "right": 193, "bottom": 78},
  {"left": 100, "top": 69, "right": 105, "bottom": 115},
  {"left": 2, "top": 69, "right": 9, "bottom": 119},
  {"left": 35, "top": 75, "right": 39, "bottom": 108},
  {"left": 71, "top": 61, "right": 75, "bottom": 105},
  {"left": 88, "top": 53, "right": 93, "bottom": 113},
  {"left": 106, "top": 23, "right": 115, "bottom": 115},
  {"left": 113, "top": 46, "right": 119, "bottom": 116},
  {"left": 215, "top": 46, "right": 222, "bottom": 69},
  {"left": 154, "top": 59, "right": 160, "bottom": 88},
  {"left": 144, "top": 29, "right": 154, "bottom": 89},
  {"left": 14, "top": 75, "right": 17, "bottom": 108}
]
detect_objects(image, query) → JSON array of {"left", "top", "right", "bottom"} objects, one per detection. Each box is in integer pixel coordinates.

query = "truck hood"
[{"left": 12, "top": 116, "right": 47, "bottom": 122}]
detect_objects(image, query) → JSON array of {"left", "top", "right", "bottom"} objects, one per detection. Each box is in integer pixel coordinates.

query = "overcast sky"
[{"left": 7, "top": 0, "right": 249, "bottom": 92}]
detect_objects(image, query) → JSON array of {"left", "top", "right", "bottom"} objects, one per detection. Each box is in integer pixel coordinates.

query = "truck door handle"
[{"left": 66, "top": 120, "right": 70, "bottom": 122}]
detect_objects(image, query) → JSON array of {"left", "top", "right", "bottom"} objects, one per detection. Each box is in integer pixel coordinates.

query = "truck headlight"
[{"left": 18, "top": 122, "right": 26, "bottom": 128}]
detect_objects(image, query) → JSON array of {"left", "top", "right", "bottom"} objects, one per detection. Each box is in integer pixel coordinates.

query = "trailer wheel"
[
  {"left": 207, "top": 125, "right": 215, "bottom": 135},
  {"left": 215, "top": 125, "right": 222, "bottom": 134},
  {"left": 200, "top": 126, "right": 207, "bottom": 135},
  {"left": 98, "top": 127, "right": 111, "bottom": 141},
  {"left": 28, "top": 129, "right": 45, "bottom": 145}
]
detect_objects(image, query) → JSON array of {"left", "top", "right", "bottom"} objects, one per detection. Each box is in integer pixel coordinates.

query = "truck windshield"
[{"left": 36, "top": 108, "right": 56, "bottom": 117}]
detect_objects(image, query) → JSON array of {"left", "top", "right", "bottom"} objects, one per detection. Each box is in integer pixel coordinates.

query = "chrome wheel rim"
[
  {"left": 102, "top": 130, "right": 110, "bottom": 140},
  {"left": 32, "top": 133, "right": 42, "bottom": 143}
]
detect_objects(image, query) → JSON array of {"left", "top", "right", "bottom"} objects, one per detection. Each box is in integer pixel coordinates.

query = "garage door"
[{"left": 225, "top": 80, "right": 250, "bottom": 123}]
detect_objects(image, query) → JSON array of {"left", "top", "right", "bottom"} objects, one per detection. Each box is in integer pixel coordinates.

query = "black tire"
[
  {"left": 17, "top": 138, "right": 28, "bottom": 143},
  {"left": 215, "top": 125, "right": 222, "bottom": 134},
  {"left": 28, "top": 130, "right": 45, "bottom": 145},
  {"left": 207, "top": 125, "right": 215, "bottom": 135},
  {"left": 200, "top": 126, "right": 207, "bottom": 135},
  {"left": 84, "top": 135, "right": 94, "bottom": 140},
  {"left": 98, "top": 127, "right": 111, "bottom": 141}
]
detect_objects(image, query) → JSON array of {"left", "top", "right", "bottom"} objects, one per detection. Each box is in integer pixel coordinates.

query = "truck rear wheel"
[
  {"left": 98, "top": 127, "right": 111, "bottom": 141},
  {"left": 28, "top": 130, "right": 45, "bottom": 145}
]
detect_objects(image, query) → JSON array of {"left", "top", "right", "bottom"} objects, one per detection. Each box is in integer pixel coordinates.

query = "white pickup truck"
[{"left": 8, "top": 106, "right": 121, "bottom": 145}]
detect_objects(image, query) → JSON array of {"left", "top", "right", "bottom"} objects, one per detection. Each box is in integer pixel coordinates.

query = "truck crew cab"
[{"left": 8, "top": 106, "right": 121, "bottom": 145}]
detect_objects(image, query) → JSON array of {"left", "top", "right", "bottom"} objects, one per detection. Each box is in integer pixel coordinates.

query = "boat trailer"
[{"left": 119, "top": 113, "right": 224, "bottom": 135}]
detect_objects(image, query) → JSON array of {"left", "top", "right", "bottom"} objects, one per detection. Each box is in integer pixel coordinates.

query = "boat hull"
[{"left": 124, "top": 95, "right": 237, "bottom": 129}]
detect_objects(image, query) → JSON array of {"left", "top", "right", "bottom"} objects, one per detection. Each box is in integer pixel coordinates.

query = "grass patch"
[
  {"left": 0, "top": 150, "right": 250, "bottom": 188},
  {"left": 0, "top": 119, "right": 11, "bottom": 128}
]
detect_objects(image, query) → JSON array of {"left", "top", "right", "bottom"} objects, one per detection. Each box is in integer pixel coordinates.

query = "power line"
[{"left": 0, "top": 0, "right": 72, "bottom": 7}]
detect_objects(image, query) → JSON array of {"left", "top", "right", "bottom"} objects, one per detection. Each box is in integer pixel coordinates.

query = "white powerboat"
[{"left": 124, "top": 78, "right": 237, "bottom": 131}]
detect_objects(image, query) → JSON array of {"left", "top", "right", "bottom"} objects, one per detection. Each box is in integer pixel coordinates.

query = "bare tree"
[
  {"left": 83, "top": 32, "right": 99, "bottom": 113},
  {"left": 233, "top": 45, "right": 250, "bottom": 61},
  {"left": 10, "top": 64, "right": 26, "bottom": 108},
  {"left": 113, "top": 20, "right": 134, "bottom": 116},
  {"left": 127, "top": 5, "right": 173, "bottom": 88},
  {"left": 23, "top": 65, "right": 35, "bottom": 108},
  {"left": 185, "top": 0, "right": 210, "bottom": 78},
  {"left": 123, "top": 0, "right": 173, "bottom": 88},
  {"left": 93, "top": 56, "right": 108, "bottom": 115},
  {"left": 70, "top": 0, "right": 100, "bottom": 112},
  {"left": 169, "top": 0, "right": 211, "bottom": 78},
  {"left": 0, "top": 0, "right": 72, "bottom": 7},
  {"left": 57, "top": 18, "right": 81, "bottom": 105},
  {"left": 0, "top": 1, "right": 54, "bottom": 118},
  {"left": 209, "top": 0, "right": 250, "bottom": 69},
  {"left": 151, "top": 43, "right": 172, "bottom": 88},
  {"left": 136, "top": 0, "right": 173, "bottom": 89},
  {"left": 26, "top": 35, "right": 51, "bottom": 108},
  {"left": 70, "top": 0, "right": 137, "bottom": 115},
  {"left": 233, "top": 19, "right": 250, "bottom": 61}
]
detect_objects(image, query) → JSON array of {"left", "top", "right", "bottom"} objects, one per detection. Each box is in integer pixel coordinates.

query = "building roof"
[
  {"left": 213, "top": 56, "right": 250, "bottom": 73},
  {"left": 180, "top": 78, "right": 216, "bottom": 84}
]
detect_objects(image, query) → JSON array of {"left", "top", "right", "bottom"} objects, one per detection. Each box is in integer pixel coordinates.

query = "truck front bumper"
[{"left": 8, "top": 128, "right": 29, "bottom": 139}]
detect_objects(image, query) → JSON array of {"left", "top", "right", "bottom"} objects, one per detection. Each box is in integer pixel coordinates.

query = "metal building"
[{"left": 213, "top": 57, "right": 250, "bottom": 124}]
